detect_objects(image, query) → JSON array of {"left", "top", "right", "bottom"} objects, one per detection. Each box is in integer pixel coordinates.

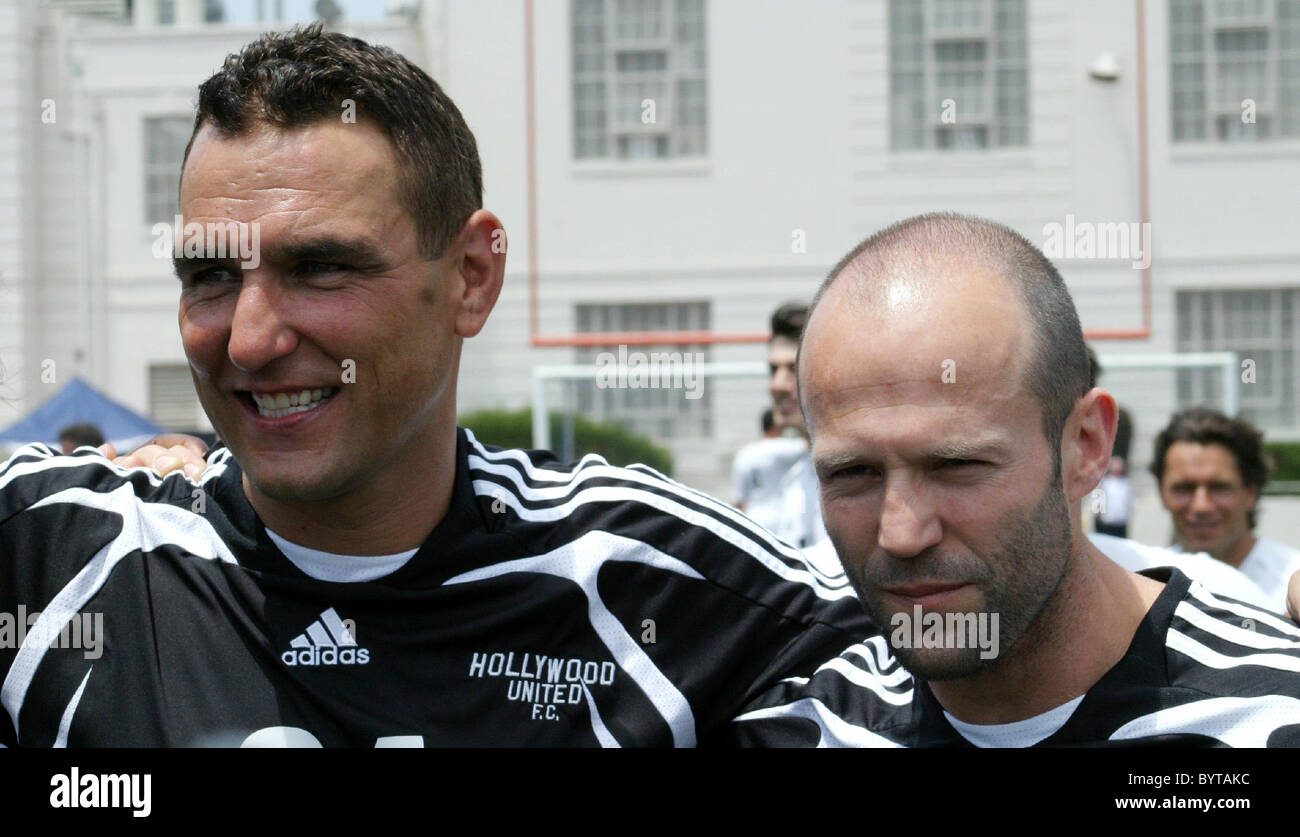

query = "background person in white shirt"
[
  {"left": 1151, "top": 406, "right": 1300, "bottom": 613},
  {"left": 1093, "top": 455, "right": 1134, "bottom": 538},
  {"left": 764, "top": 302, "right": 829, "bottom": 551},
  {"left": 731, "top": 408, "right": 807, "bottom": 532}
]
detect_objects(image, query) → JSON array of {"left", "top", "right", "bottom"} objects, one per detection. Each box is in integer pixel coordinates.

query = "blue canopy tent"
[{"left": 0, "top": 377, "right": 163, "bottom": 454}]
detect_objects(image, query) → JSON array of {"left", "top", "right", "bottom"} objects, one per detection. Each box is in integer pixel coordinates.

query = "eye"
[
  {"left": 184, "top": 266, "right": 240, "bottom": 286},
  {"left": 828, "top": 464, "right": 879, "bottom": 482},
  {"left": 297, "top": 261, "right": 349, "bottom": 276},
  {"left": 941, "top": 459, "right": 981, "bottom": 469}
]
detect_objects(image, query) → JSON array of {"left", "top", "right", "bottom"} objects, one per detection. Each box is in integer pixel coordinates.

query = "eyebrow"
[
  {"left": 927, "top": 441, "right": 1009, "bottom": 461},
  {"left": 814, "top": 452, "right": 867, "bottom": 474},
  {"left": 172, "top": 236, "right": 389, "bottom": 278},
  {"left": 814, "top": 441, "right": 1009, "bottom": 472},
  {"left": 270, "top": 238, "right": 389, "bottom": 267},
  {"left": 173, "top": 255, "right": 232, "bottom": 279}
]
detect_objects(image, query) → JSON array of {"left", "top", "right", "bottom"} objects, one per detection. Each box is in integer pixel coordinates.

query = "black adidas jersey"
[
  {"left": 0, "top": 429, "right": 871, "bottom": 747},
  {"left": 730, "top": 568, "right": 1300, "bottom": 747}
]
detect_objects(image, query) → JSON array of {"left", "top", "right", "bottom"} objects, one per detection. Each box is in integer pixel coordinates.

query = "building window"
[
  {"left": 1170, "top": 0, "right": 1300, "bottom": 141},
  {"left": 1177, "top": 289, "right": 1298, "bottom": 428},
  {"left": 158, "top": 0, "right": 175, "bottom": 24},
  {"left": 144, "top": 116, "right": 192, "bottom": 225},
  {"left": 889, "top": 0, "right": 1030, "bottom": 151},
  {"left": 573, "top": 301, "right": 712, "bottom": 439},
  {"left": 149, "top": 364, "right": 201, "bottom": 431},
  {"left": 572, "top": 0, "right": 708, "bottom": 160}
]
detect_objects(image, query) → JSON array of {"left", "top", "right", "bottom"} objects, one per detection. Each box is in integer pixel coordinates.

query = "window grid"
[
  {"left": 572, "top": 0, "right": 708, "bottom": 160},
  {"left": 1176, "top": 289, "right": 1299, "bottom": 428},
  {"left": 1170, "top": 0, "right": 1300, "bottom": 141},
  {"left": 144, "top": 116, "right": 191, "bottom": 225},
  {"left": 889, "top": 0, "right": 1029, "bottom": 151},
  {"left": 573, "top": 302, "right": 712, "bottom": 439}
]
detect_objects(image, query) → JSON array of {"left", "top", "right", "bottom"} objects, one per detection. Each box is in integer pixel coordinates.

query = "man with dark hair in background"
[
  {"left": 733, "top": 213, "right": 1300, "bottom": 747},
  {"left": 57, "top": 423, "right": 104, "bottom": 455},
  {"left": 1152, "top": 407, "right": 1300, "bottom": 613},
  {"left": 764, "top": 302, "right": 831, "bottom": 555},
  {"left": 767, "top": 302, "right": 808, "bottom": 434},
  {"left": 0, "top": 25, "right": 868, "bottom": 747}
]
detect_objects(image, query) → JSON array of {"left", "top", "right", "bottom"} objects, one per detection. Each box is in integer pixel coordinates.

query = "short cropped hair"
[
  {"left": 58, "top": 423, "right": 104, "bottom": 449},
  {"left": 807, "top": 212, "right": 1092, "bottom": 454},
  {"left": 770, "top": 302, "right": 808, "bottom": 343},
  {"left": 1150, "top": 407, "right": 1270, "bottom": 528},
  {"left": 183, "top": 24, "right": 482, "bottom": 260}
]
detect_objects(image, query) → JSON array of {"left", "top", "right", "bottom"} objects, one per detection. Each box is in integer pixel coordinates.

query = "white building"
[{"left": 2, "top": 0, "right": 1298, "bottom": 502}]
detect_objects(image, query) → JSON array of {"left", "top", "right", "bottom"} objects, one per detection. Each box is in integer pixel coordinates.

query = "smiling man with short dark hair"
[
  {"left": 0, "top": 26, "right": 869, "bottom": 747},
  {"left": 1152, "top": 407, "right": 1300, "bottom": 613}
]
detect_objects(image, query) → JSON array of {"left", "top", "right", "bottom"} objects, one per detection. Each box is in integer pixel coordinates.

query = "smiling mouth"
[{"left": 245, "top": 387, "right": 339, "bottom": 419}]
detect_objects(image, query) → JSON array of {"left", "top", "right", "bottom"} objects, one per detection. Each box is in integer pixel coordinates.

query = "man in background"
[
  {"left": 1093, "top": 455, "right": 1133, "bottom": 538},
  {"left": 1152, "top": 407, "right": 1300, "bottom": 613},
  {"left": 765, "top": 303, "right": 827, "bottom": 551},
  {"left": 57, "top": 423, "right": 103, "bottom": 454},
  {"left": 731, "top": 408, "right": 805, "bottom": 532}
]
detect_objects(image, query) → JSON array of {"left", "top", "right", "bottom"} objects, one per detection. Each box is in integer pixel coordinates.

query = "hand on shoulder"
[{"left": 99, "top": 434, "right": 211, "bottom": 480}]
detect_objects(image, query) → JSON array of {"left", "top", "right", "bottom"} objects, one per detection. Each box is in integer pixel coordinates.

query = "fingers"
[
  {"left": 97, "top": 442, "right": 118, "bottom": 460},
  {"left": 112, "top": 443, "right": 164, "bottom": 470},
  {"left": 148, "top": 434, "right": 210, "bottom": 458},
  {"left": 1288, "top": 571, "right": 1300, "bottom": 624},
  {"left": 110, "top": 443, "right": 208, "bottom": 479}
]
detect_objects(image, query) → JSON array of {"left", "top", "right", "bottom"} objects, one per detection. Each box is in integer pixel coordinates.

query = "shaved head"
[
  {"left": 802, "top": 213, "right": 1090, "bottom": 454},
  {"left": 797, "top": 213, "right": 1105, "bottom": 683}
]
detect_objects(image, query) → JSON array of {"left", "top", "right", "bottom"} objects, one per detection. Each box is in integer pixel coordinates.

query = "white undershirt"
[
  {"left": 943, "top": 695, "right": 1085, "bottom": 748},
  {"left": 1171, "top": 536, "right": 1300, "bottom": 614},
  {"left": 265, "top": 528, "right": 419, "bottom": 583}
]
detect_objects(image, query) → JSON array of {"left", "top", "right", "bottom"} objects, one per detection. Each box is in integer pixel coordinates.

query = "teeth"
[{"left": 251, "top": 387, "right": 336, "bottom": 419}]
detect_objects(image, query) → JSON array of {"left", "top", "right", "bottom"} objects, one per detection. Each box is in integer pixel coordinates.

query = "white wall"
[
  {"left": 0, "top": 0, "right": 32, "bottom": 424},
  {"left": 5, "top": 0, "right": 1298, "bottom": 498}
]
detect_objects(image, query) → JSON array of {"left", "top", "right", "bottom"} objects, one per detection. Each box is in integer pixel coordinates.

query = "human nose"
[
  {"left": 877, "top": 474, "right": 943, "bottom": 558},
  {"left": 1189, "top": 485, "right": 1216, "bottom": 515},
  {"left": 227, "top": 277, "right": 299, "bottom": 373},
  {"left": 771, "top": 366, "right": 796, "bottom": 396}
]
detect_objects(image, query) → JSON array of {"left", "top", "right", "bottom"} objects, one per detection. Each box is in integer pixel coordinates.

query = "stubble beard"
[{"left": 850, "top": 472, "right": 1075, "bottom": 682}]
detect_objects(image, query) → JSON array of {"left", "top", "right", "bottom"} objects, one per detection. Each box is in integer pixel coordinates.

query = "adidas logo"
[{"left": 281, "top": 607, "right": 371, "bottom": 667}]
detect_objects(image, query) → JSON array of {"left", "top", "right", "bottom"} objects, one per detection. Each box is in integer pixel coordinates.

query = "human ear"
[
  {"left": 452, "top": 209, "right": 507, "bottom": 339},
  {"left": 1063, "top": 387, "right": 1118, "bottom": 504}
]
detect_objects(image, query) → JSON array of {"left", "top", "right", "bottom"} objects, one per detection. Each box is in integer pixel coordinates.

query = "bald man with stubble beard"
[{"left": 728, "top": 213, "right": 1300, "bottom": 748}]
